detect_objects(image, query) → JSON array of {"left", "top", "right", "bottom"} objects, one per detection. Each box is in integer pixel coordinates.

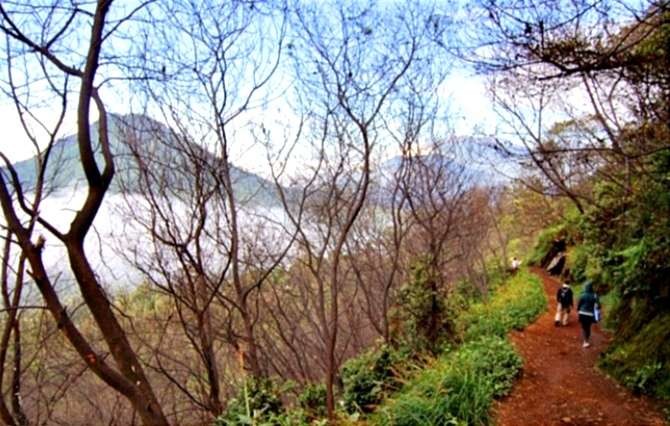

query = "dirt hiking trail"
[{"left": 494, "top": 268, "right": 666, "bottom": 425}]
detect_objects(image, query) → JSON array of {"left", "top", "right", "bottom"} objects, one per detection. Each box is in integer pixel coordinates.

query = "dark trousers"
[{"left": 579, "top": 314, "right": 594, "bottom": 341}]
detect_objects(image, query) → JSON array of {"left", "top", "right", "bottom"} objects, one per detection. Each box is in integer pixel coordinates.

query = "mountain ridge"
[{"left": 3, "top": 114, "right": 280, "bottom": 206}]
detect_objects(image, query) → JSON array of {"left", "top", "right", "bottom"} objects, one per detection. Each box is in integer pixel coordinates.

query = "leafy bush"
[
  {"left": 475, "top": 260, "right": 510, "bottom": 300},
  {"left": 372, "top": 336, "right": 521, "bottom": 426},
  {"left": 341, "top": 344, "right": 408, "bottom": 414},
  {"left": 623, "top": 362, "right": 663, "bottom": 394},
  {"left": 215, "top": 378, "right": 283, "bottom": 425},
  {"left": 579, "top": 150, "right": 670, "bottom": 402},
  {"left": 566, "top": 244, "right": 590, "bottom": 283},
  {"left": 599, "top": 311, "right": 670, "bottom": 400},
  {"left": 458, "top": 270, "right": 546, "bottom": 342},
  {"left": 264, "top": 410, "right": 310, "bottom": 426},
  {"left": 372, "top": 270, "right": 543, "bottom": 425},
  {"left": 394, "top": 257, "right": 457, "bottom": 353},
  {"left": 298, "top": 383, "right": 327, "bottom": 420},
  {"left": 454, "top": 337, "right": 523, "bottom": 398}
]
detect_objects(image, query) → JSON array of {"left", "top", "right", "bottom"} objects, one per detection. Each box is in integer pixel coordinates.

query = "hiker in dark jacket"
[
  {"left": 555, "top": 283, "right": 573, "bottom": 326},
  {"left": 577, "top": 281, "right": 599, "bottom": 348}
]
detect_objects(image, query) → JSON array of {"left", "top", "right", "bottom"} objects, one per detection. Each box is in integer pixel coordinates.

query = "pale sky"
[
  {"left": 0, "top": 69, "right": 497, "bottom": 172},
  {"left": 441, "top": 71, "right": 496, "bottom": 137}
]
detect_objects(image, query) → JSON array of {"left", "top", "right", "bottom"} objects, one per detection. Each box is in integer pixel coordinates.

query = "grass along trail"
[{"left": 493, "top": 268, "right": 665, "bottom": 425}]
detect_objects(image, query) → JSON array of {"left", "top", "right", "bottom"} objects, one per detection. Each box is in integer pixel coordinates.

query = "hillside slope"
[{"left": 5, "top": 114, "right": 279, "bottom": 205}]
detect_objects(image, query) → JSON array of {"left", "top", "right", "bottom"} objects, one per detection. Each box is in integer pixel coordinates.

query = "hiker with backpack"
[
  {"left": 555, "top": 282, "right": 573, "bottom": 326},
  {"left": 577, "top": 281, "right": 600, "bottom": 348}
]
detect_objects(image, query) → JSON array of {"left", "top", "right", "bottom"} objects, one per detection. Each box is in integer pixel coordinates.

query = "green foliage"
[
  {"left": 458, "top": 270, "right": 546, "bottom": 342},
  {"left": 372, "top": 336, "right": 521, "bottom": 426},
  {"left": 630, "top": 11, "right": 670, "bottom": 102},
  {"left": 217, "top": 409, "right": 310, "bottom": 426},
  {"left": 215, "top": 378, "right": 284, "bottom": 425},
  {"left": 566, "top": 244, "right": 602, "bottom": 283},
  {"left": 341, "top": 345, "right": 408, "bottom": 415},
  {"left": 599, "top": 311, "right": 670, "bottom": 400},
  {"left": 372, "top": 270, "right": 542, "bottom": 425},
  {"left": 576, "top": 150, "right": 670, "bottom": 401},
  {"left": 623, "top": 362, "right": 664, "bottom": 394},
  {"left": 584, "top": 151, "right": 670, "bottom": 294},
  {"left": 453, "top": 337, "right": 523, "bottom": 398},
  {"left": 481, "top": 261, "right": 510, "bottom": 296},
  {"left": 394, "top": 257, "right": 456, "bottom": 353},
  {"left": 597, "top": 289, "right": 618, "bottom": 331},
  {"left": 264, "top": 410, "right": 310, "bottom": 426},
  {"left": 298, "top": 383, "right": 326, "bottom": 419},
  {"left": 521, "top": 148, "right": 670, "bottom": 402}
]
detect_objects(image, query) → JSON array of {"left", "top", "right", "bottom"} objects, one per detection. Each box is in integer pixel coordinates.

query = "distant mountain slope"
[
  {"left": 370, "top": 136, "right": 509, "bottom": 205},
  {"left": 4, "top": 114, "right": 281, "bottom": 206},
  {"left": 382, "top": 136, "right": 507, "bottom": 179}
]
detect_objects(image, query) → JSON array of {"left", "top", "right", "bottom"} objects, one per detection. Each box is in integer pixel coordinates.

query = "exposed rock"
[
  {"left": 546, "top": 252, "right": 566, "bottom": 275},
  {"left": 540, "top": 238, "right": 566, "bottom": 268}
]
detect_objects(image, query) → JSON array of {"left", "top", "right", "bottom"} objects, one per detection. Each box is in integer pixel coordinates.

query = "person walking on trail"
[
  {"left": 555, "top": 282, "right": 573, "bottom": 326},
  {"left": 577, "top": 281, "right": 600, "bottom": 348}
]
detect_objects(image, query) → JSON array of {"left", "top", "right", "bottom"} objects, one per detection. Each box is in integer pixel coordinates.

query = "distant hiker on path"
[
  {"left": 577, "top": 281, "right": 600, "bottom": 348},
  {"left": 555, "top": 282, "right": 573, "bottom": 326},
  {"left": 510, "top": 257, "right": 521, "bottom": 272}
]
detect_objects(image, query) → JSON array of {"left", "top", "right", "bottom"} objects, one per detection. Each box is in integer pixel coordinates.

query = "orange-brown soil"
[{"left": 493, "top": 268, "right": 666, "bottom": 425}]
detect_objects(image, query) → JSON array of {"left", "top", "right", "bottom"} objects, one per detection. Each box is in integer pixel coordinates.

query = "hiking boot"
[
  {"left": 582, "top": 342, "right": 590, "bottom": 348},
  {"left": 555, "top": 320, "right": 560, "bottom": 327}
]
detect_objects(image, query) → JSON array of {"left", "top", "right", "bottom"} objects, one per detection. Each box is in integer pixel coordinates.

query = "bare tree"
[
  {"left": 0, "top": 231, "right": 28, "bottom": 426},
  {"left": 111, "top": 0, "right": 290, "bottom": 417},
  {"left": 395, "top": 138, "right": 473, "bottom": 347},
  {"left": 0, "top": 2, "right": 169, "bottom": 424},
  {"left": 268, "top": 1, "right": 447, "bottom": 417},
  {"left": 345, "top": 194, "right": 410, "bottom": 344}
]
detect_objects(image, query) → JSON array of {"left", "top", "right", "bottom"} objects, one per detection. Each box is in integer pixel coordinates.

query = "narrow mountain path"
[{"left": 493, "top": 268, "right": 666, "bottom": 425}]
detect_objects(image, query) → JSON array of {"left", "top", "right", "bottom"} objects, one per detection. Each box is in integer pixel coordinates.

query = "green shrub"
[
  {"left": 372, "top": 336, "right": 521, "bottom": 426},
  {"left": 598, "top": 287, "right": 618, "bottom": 332},
  {"left": 458, "top": 270, "right": 546, "bottom": 342},
  {"left": 566, "top": 244, "right": 589, "bottom": 283},
  {"left": 263, "top": 410, "right": 310, "bottom": 426},
  {"left": 454, "top": 337, "right": 523, "bottom": 398},
  {"left": 341, "top": 344, "right": 408, "bottom": 414},
  {"left": 394, "top": 257, "right": 456, "bottom": 353},
  {"left": 480, "top": 261, "right": 510, "bottom": 297},
  {"left": 373, "top": 271, "right": 542, "bottom": 425},
  {"left": 298, "top": 383, "right": 326, "bottom": 419},
  {"left": 599, "top": 311, "right": 670, "bottom": 400},
  {"left": 215, "top": 378, "right": 283, "bottom": 425},
  {"left": 578, "top": 150, "right": 670, "bottom": 402}
]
